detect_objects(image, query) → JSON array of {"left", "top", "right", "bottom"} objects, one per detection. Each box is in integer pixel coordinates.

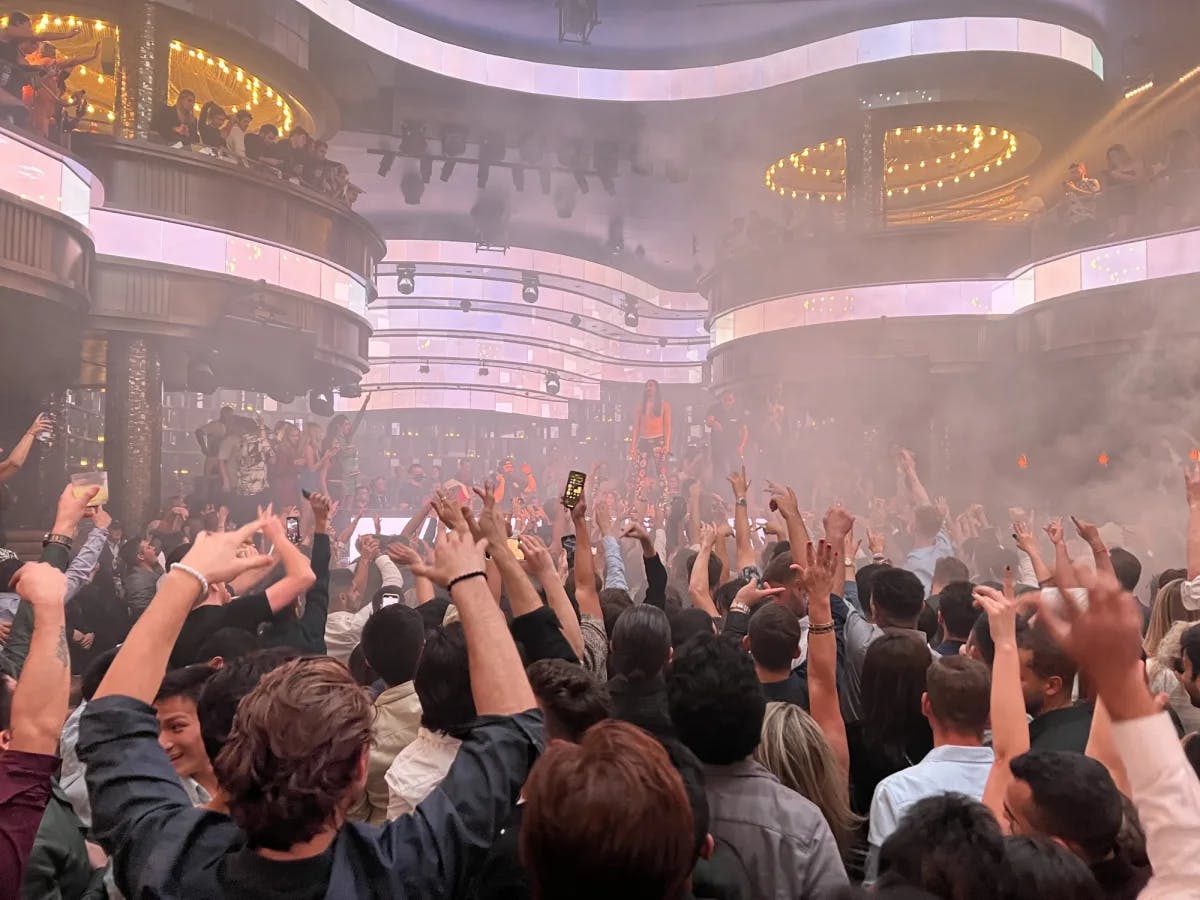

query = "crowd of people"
[
  {"left": 150, "top": 89, "right": 363, "bottom": 206},
  {"left": 2, "top": 385, "right": 1200, "bottom": 899},
  {"left": 0, "top": 13, "right": 91, "bottom": 142}
]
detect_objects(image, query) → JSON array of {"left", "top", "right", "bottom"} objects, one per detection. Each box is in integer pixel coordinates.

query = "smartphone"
[
  {"left": 507, "top": 536, "right": 525, "bottom": 560},
  {"left": 562, "top": 470, "right": 586, "bottom": 509},
  {"left": 301, "top": 489, "right": 312, "bottom": 500},
  {"left": 285, "top": 516, "right": 301, "bottom": 544},
  {"left": 379, "top": 591, "right": 402, "bottom": 609},
  {"left": 643, "top": 516, "right": 652, "bottom": 530}
]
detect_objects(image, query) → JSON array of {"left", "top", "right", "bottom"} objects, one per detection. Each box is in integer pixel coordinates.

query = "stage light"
[
  {"left": 187, "top": 359, "right": 218, "bottom": 394},
  {"left": 546, "top": 370, "right": 561, "bottom": 395},
  {"left": 595, "top": 140, "right": 619, "bottom": 195},
  {"left": 339, "top": 383, "right": 363, "bottom": 399},
  {"left": 399, "top": 120, "right": 427, "bottom": 157},
  {"left": 570, "top": 313, "right": 582, "bottom": 327},
  {"left": 522, "top": 273, "right": 540, "bottom": 304},
  {"left": 478, "top": 363, "right": 490, "bottom": 376},
  {"left": 1098, "top": 451, "right": 1110, "bottom": 467},
  {"left": 1017, "top": 454, "right": 1029, "bottom": 470},
  {"left": 441, "top": 123, "right": 468, "bottom": 158},
  {"left": 308, "top": 389, "right": 334, "bottom": 417},
  {"left": 658, "top": 337, "right": 668, "bottom": 347},
  {"left": 608, "top": 216, "right": 625, "bottom": 254},
  {"left": 400, "top": 172, "right": 424, "bottom": 205},
  {"left": 624, "top": 295, "right": 639, "bottom": 328},
  {"left": 459, "top": 298, "right": 472, "bottom": 312},
  {"left": 397, "top": 267, "right": 416, "bottom": 294},
  {"left": 554, "top": 180, "right": 577, "bottom": 218},
  {"left": 1123, "top": 79, "right": 1155, "bottom": 100},
  {"left": 440, "top": 159, "right": 457, "bottom": 181},
  {"left": 377, "top": 152, "right": 395, "bottom": 177},
  {"left": 418, "top": 362, "right": 430, "bottom": 375},
  {"left": 573, "top": 171, "right": 589, "bottom": 194},
  {"left": 267, "top": 388, "right": 295, "bottom": 405},
  {"left": 419, "top": 155, "right": 434, "bottom": 183}
]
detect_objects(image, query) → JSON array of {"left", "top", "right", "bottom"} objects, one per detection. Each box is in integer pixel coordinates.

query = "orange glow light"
[
  {"left": 1098, "top": 452, "right": 1109, "bottom": 467},
  {"left": 1017, "top": 454, "right": 1029, "bottom": 470},
  {"left": 1191, "top": 448, "right": 1200, "bottom": 462}
]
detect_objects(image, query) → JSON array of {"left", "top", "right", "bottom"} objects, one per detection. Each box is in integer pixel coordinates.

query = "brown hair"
[
  {"left": 925, "top": 655, "right": 991, "bottom": 736},
  {"left": 213, "top": 657, "right": 371, "bottom": 850},
  {"left": 1144, "top": 579, "right": 1200, "bottom": 657},
  {"left": 521, "top": 720, "right": 694, "bottom": 900}
]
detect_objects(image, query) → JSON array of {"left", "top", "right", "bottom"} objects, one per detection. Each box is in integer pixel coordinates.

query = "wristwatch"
[
  {"left": 843, "top": 557, "right": 854, "bottom": 568},
  {"left": 736, "top": 497, "right": 748, "bottom": 507},
  {"left": 729, "top": 601, "right": 752, "bottom": 615},
  {"left": 42, "top": 532, "right": 72, "bottom": 548}
]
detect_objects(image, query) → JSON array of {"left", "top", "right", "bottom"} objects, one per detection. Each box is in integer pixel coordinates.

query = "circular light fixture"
[
  {"left": 397, "top": 267, "right": 416, "bottom": 295},
  {"left": 546, "top": 370, "right": 561, "bottom": 395},
  {"left": 763, "top": 123, "right": 1020, "bottom": 203},
  {"left": 522, "top": 272, "right": 540, "bottom": 304}
]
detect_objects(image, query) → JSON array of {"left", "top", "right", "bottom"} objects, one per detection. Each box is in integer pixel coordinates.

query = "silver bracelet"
[{"left": 170, "top": 563, "right": 209, "bottom": 600}]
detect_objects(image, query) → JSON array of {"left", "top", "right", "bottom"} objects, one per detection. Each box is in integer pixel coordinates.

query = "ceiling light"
[
  {"left": 522, "top": 273, "right": 540, "bottom": 304},
  {"left": 308, "top": 389, "right": 334, "bottom": 417},
  {"left": 377, "top": 152, "right": 395, "bottom": 178},
  {"left": 418, "top": 362, "right": 430, "bottom": 375},
  {"left": 397, "top": 267, "right": 415, "bottom": 295},
  {"left": 478, "top": 362, "right": 489, "bottom": 376},
  {"left": 459, "top": 299, "right": 472, "bottom": 312},
  {"left": 546, "top": 370, "right": 560, "bottom": 395}
]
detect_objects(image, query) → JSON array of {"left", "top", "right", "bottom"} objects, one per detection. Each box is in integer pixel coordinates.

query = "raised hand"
[
  {"left": 55, "top": 482, "right": 100, "bottom": 534},
  {"left": 731, "top": 577, "right": 785, "bottom": 611},
  {"left": 822, "top": 505, "right": 855, "bottom": 546},
  {"left": 308, "top": 491, "right": 333, "bottom": 526},
  {"left": 432, "top": 488, "right": 470, "bottom": 535},
  {"left": 594, "top": 500, "right": 617, "bottom": 538},
  {"left": 11, "top": 562, "right": 67, "bottom": 608},
  {"left": 794, "top": 538, "right": 838, "bottom": 593},
  {"left": 1044, "top": 517, "right": 1065, "bottom": 546},
  {"left": 1012, "top": 520, "right": 1037, "bottom": 554},
  {"left": 409, "top": 530, "right": 489, "bottom": 589},
  {"left": 1186, "top": 462, "right": 1200, "bottom": 510},
  {"left": 973, "top": 568, "right": 1020, "bottom": 645},
  {"left": 728, "top": 465, "right": 749, "bottom": 501},
  {"left": 177, "top": 520, "right": 274, "bottom": 587},
  {"left": 568, "top": 488, "right": 588, "bottom": 524},
  {"left": 92, "top": 505, "right": 112, "bottom": 530},
  {"left": 621, "top": 520, "right": 651, "bottom": 545},
  {"left": 867, "top": 526, "right": 887, "bottom": 556},
  {"left": 385, "top": 540, "right": 422, "bottom": 568},
  {"left": 1071, "top": 515, "right": 1102, "bottom": 548},
  {"left": 698, "top": 521, "right": 717, "bottom": 548},
  {"left": 518, "top": 533, "right": 556, "bottom": 578},
  {"left": 714, "top": 521, "right": 734, "bottom": 541}
]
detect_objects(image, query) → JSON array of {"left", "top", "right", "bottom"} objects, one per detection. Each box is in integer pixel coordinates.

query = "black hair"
[
  {"left": 938, "top": 582, "right": 979, "bottom": 640},
  {"left": 871, "top": 568, "right": 925, "bottom": 624},
  {"left": 1181, "top": 623, "right": 1200, "bottom": 676},
  {"left": 7, "top": 12, "right": 31, "bottom": 27},
  {"left": 762, "top": 551, "right": 798, "bottom": 588},
  {"left": 1003, "top": 836, "right": 1102, "bottom": 900},
  {"left": 970, "top": 611, "right": 1029, "bottom": 667},
  {"left": 683, "top": 550, "right": 724, "bottom": 593},
  {"left": 669, "top": 607, "right": 714, "bottom": 650},
  {"left": 329, "top": 568, "right": 354, "bottom": 600},
  {"left": 0, "top": 673, "right": 10, "bottom": 731},
  {"left": 642, "top": 379, "right": 663, "bottom": 418},
  {"left": 80, "top": 646, "right": 120, "bottom": 702},
  {"left": 361, "top": 605, "right": 425, "bottom": 687},
  {"left": 610, "top": 605, "right": 672, "bottom": 680},
  {"left": 855, "top": 562, "right": 890, "bottom": 618},
  {"left": 197, "top": 647, "right": 298, "bottom": 761},
  {"left": 118, "top": 538, "right": 145, "bottom": 571},
  {"left": 194, "top": 628, "right": 256, "bottom": 664},
  {"left": 600, "top": 588, "right": 634, "bottom": 636},
  {"left": 666, "top": 632, "right": 764, "bottom": 765},
  {"left": 164, "top": 542, "right": 190, "bottom": 571},
  {"left": 155, "top": 664, "right": 216, "bottom": 705},
  {"left": 1016, "top": 623, "right": 1078, "bottom": 689},
  {"left": 712, "top": 577, "right": 748, "bottom": 617},
  {"left": 1109, "top": 547, "right": 1142, "bottom": 592},
  {"left": 415, "top": 623, "right": 476, "bottom": 734},
  {"left": 660, "top": 737, "right": 710, "bottom": 857},
  {"left": 861, "top": 631, "right": 933, "bottom": 765},
  {"left": 527, "top": 659, "right": 613, "bottom": 743},
  {"left": 748, "top": 602, "right": 802, "bottom": 671},
  {"left": 877, "top": 794, "right": 1009, "bottom": 900},
  {"left": 767, "top": 540, "right": 790, "bottom": 561},
  {"left": 259, "top": 123, "right": 279, "bottom": 138},
  {"left": 1008, "top": 751, "right": 1123, "bottom": 862}
]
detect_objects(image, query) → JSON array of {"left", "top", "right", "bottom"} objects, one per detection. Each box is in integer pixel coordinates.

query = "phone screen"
[
  {"left": 507, "top": 537, "right": 525, "bottom": 560},
  {"left": 562, "top": 470, "right": 586, "bottom": 509},
  {"left": 285, "top": 516, "right": 301, "bottom": 544},
  {"left": 379, "top": 591, "right": 402, "bottom": 609}
]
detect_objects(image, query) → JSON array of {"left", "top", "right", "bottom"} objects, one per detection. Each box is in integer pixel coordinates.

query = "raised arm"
[
  {"left": 766, "top": 480, "right": 812, "bottom": 550},
  {"left": 793, "top": 542, "right": 850, "bottom": 778},
  {"left": 520, "top": 532, "right": 586, "bottom": 659},
  {"left": 662, "top": 402, "right": 672, "bottom": 455},
  {"left": 294, "top": 493, "right": 333, "bottom": 653},
  {"left": 729, "top": 466, "right": 756, "bottom": 571},
  {"left": 688, "top": 524, "right": 720, "bottom": 618},
  {"left": 8, "top": 564, "right": 70, "bottom": 754},
  {"left": 1013, "top": 520, "right": 1053, "bottom": 585},
  {"left": 1186, "top": 464, "right": 1200, "bottom": 580},
  {"left": 1072, "top": 516, "right": 1116, "bottom": 581},
  {"left": 0, "top": 415, "right": 49, "bottom": 483},
  {"left": 570, "top": 493, "right": 603, "bottom": 623},
  {"left": 623, "top": 522, "right": 667, "bottom": 609},
  {"left": 64, "top": 509, "right": 111, "bottom": 600},
  {"left": 974, "top": 575, "right": 1028, "bottom": 829},
  {"left": 262, "top": 515, "right": 317, "bottom": 614},
  {"left": 595, "top": 502, "right": 628, "bottom": 591},
  {"left": 898, "top": 449, "right": 933, "bottom": 508}
]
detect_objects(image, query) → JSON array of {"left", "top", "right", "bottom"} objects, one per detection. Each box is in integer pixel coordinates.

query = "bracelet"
[
  {"left": 41, "top": 533, "right": 73, "bottom": 548},
  {"left": 447, "top": 570, "right": 487, "bottom": 592},
  {"left": 170, "top": 563, "right": 209, "bottom": 601},
  {"left": 729, "top": 602, "right": 752, "bottom": 615},
  {"left": 809, "top": 621, "right": 835, "bottom": 635}
]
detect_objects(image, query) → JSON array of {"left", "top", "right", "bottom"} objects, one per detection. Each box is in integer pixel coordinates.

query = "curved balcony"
[
  {"left": 71, "top": 135, "right": 384, "bottom": 281},
  {"left": 0, "top": 126, "right": 95, "bottom": 382}
]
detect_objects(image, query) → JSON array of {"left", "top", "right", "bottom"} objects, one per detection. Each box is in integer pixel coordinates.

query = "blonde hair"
[
  {"left": 753, "top": 701, "right": 862, "bottom": 855},
  {"left": 1144, "top": 579, "right": 1200, "bottom": 657}
]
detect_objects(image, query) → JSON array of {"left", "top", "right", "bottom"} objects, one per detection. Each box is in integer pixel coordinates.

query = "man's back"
[{"left": 702, "top": 757, "right": 847, "bottom": 899}]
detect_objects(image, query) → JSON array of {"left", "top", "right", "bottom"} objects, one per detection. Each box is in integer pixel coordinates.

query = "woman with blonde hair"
[
  {"left": 297, "top": 422, "right": 329, "bottom": 496},
  {"left": 1143, "top": 578, "right": 1200, "bottom": 657},
  {"left": 753, "top": 701, "right": 863, "bottom": 858}
]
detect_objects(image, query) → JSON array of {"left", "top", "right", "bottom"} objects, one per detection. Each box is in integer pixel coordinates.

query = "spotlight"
[
  {"left": 518, "top": 131, "right": 544, "bottom": 165},
  {"left": 595, "top": 140, "right": 618, "bottom": 195},
  {"left": 478, "top": 362, "right": 490, "bottom": 376},
  {"left": 400, "top": 172, "right": 424, "bottom": 205},
  {"left": 419, "top": 155, "right": 433, "bottom": 183},
  {"left": 440, "top": 159, "right": 457, "bottom": 181},
  {"left": 657, "top": 337, "right": 668, "bottom": 347},
  {"left": 308, "top": 389, "right": 334, "bottom": 417},
  {"left": 187, "top": 358, "right": 218, "bottom": 394},
  {"left": 339, "top": 383, "right": 363, "bottom": 399},
  {"left": 522, "top": 273, "right": 540, "bottom": 304},
  {"left": 376, "top": 152, "right": 395, "bottom": 178},
  {"left": 399, "top": 120, "right": 427, "bottom": 157},
  {"left": 441, "top": 123, "right": 468, "bottom": 158},
  {"left": 479, "top": 131, "right": 506, "bottom": 189},
  {"left": 554, "top": 180, "right": 577, "bottom": 218},
  {"left": 512, "top": 166, "right": 525, "bottom": 191},
  {"left": 570, "top": 313, "right": 582, "bottom": 327},
  {"left": 608, "top": 216, "right": 625, "bottom": 253},
  {"left": 573, "top": 171, "right": 590, "bottom": 194},
  {"left": 397, "top": 267, "right": 415, "bottom": 294},
  {"left": 624, "top": 295, "right": 639, "bottom": 328},
  {"left": 459, "top": 298, "right": 472, "bottom": 312},
  {"left": 546, "top": 370, "right": 561, "bottom": 395},
  {"left": 267, "top": 388, "right": 295, "bottom": 405},
  {"left": 418, "top": 362, "right": 430, "bottom": 375}
]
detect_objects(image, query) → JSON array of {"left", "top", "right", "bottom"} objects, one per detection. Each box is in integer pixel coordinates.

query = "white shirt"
[
  {"left": 865, "top": 743, "right": 995, "bottom": 882},
  {"left": 1110, "top": 712, "right": 1200, "bottom": 899},
  {"left": 384, "top": 726, "right": 462, "bottom": 820}
]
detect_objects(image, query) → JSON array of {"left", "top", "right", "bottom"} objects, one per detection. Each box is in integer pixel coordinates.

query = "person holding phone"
[{"left": 628, "top": 380, "right": 671, "bottom": 508}]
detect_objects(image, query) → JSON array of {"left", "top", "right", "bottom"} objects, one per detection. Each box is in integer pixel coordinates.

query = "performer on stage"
[
  {"left": 629, "top": 379, "right": 671, "bottom": 505},
  {"left": 322, "top": 414, "right": 355, "bottom": 503},
  {"left": 706, "top": 388, "right": 748, "bottom": 479}
]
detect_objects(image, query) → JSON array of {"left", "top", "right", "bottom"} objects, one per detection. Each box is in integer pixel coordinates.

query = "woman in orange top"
[{"left": 628, "top": 379, "right": 671, "bottom": 505}]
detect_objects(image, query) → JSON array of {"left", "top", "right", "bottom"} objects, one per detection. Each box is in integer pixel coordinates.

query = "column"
[
  {"left": 845, "top": 111, "right": 886, "bottom": 232},
  {"left": 117, "top": 1, "right": 167, "bottom": 140},
  {"left": 104, "top": 334, "right": 163, "bottom": 527}
]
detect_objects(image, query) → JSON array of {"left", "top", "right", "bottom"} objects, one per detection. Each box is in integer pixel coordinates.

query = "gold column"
[
  {"left": 104, "top": 335, "right": 163, "bottom": 527},
  {"left": 118, "top": 1, "right": 166, "bottom": 141}
]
